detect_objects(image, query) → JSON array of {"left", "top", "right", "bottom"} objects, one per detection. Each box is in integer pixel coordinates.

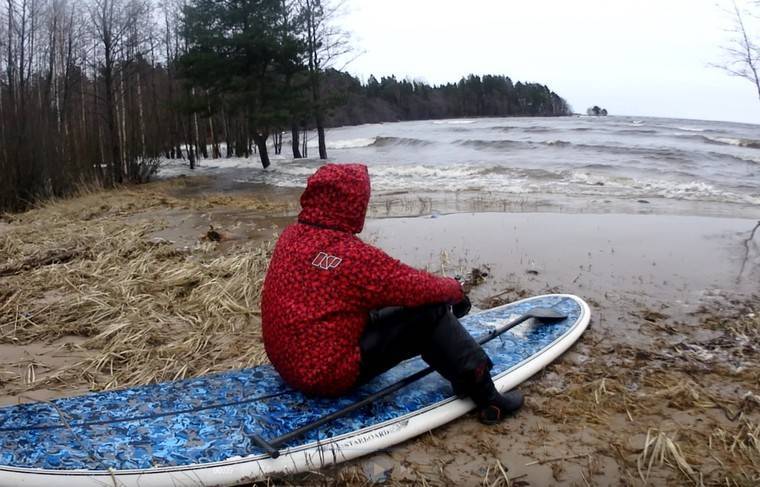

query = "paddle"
[{"left": 251, "top": 306, "right": 568, "bottom": 458}]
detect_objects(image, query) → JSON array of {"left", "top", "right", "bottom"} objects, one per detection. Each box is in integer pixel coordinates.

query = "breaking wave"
[
  {"left": 223, "top": 161, "right": 760, "bottom": 206},
  {"left": 455, "top": 138, "right": 702, "bottom": 162},
  {"left": 328, "top": 136, "right": 432, "bottom": 149},
  {"left": 699, "top": 135, "right": 760, "bottom": 149},
  {"left": 490, "top": 126, "right": 521, "bottom": 132},
  {"left": 160, "top": 115, "right": 760, "bottom": 210},
  {"left": 565, "top": 172, "right": 760, "bottom": 205},
  {"left": 708, "top": 152, "right": 760, "bottom": 165},
  {"left": 372, "top": 136, "right": 432, "bottom": 147},
  {"left": 327, "top": 138, "right": 378, "bottom": 149},
  {"left": 524, "top": 126, "right": 554, "bottom": 133},
  {"left": 615, "top": 128, "right": 658, "bottom": 135},
  {"left": 432, "top": 120, "right": 476, "bottom": 125},
  {"left": 572, "top": 143, "right": 691, "bottom": 161},
  {"left": 455, "top": 139, "right": 526, "bottom": 150}
]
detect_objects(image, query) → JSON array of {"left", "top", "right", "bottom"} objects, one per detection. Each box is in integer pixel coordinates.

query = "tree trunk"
[
  {"left": 252, "top": 132, "right": 270, "bottom": 168},
  {"left": 0, "top": 79, "right": 7, "bottom": 166},
  {"left": 317, "top": 123, "right": 327, "bottom": 159},
  {"left": 119, "top": 67, "right": 128, "bottom": 178},
  {"left": 136, "top": 70, "right": 146, "bottom": 156},
  {"left": 186, "top": 114, "right": 196, "bottom": 169},
  {"left": 222, "top": 108, "right": 232, "bottom": 157},
  {"left": 305, "top": 0, "right": 327, "bottom": 160},
  {"left": 290, "top": 121, "right": 301, "bottom": 158},
  {"left": 192, "top": 88, "right": 203, "bottom": 159},
  {"left": 199, "top": 118, "right": 209, "bottom": 158},
  {"left": 103, "top": 54, "right": 121, "bottom": 185},
  {"left": 273, "top": 131, "right": 282, "bottom": 155},
  {"left": 302, "top": 126, "right": 308, "bottom": 158},
  {"left": 208, "top": 98, "right": 220, "bottom": 158},
  {"left": 309, "top": 72, "right": 327, "bottom": 159}
]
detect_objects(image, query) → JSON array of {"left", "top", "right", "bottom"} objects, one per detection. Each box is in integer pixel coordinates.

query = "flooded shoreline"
[
  {"left": 0, "top": 177, "right": 758, "bottom": 485},
  {"left": 365, "top": 212, "right": 760, "bottom": 303},
  {"left": 163, "top": 172, "right": 760, "bottom": 221},
  {"left": 159, "top": 115, "right": 760, "bottom": 220}
]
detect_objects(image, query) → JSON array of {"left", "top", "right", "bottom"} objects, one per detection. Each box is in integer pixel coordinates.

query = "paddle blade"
[{"left": 526, "top": 307, "right": 567, "bottom": 322}]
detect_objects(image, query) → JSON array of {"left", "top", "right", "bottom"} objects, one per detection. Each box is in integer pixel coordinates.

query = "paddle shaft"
[{"left": 251, "top": 310, "right": 540, "bottom": 458}]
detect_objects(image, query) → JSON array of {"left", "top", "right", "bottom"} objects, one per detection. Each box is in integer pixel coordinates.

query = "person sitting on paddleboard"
[{"left": 261, "top": 163, "right": 523, "bottom": 424}]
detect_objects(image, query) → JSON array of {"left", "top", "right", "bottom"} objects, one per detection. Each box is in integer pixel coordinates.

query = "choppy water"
[{"left": 162, "top": 115, "right": 760, "bottom": 215}]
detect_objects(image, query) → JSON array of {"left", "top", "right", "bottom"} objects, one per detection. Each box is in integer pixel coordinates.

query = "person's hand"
[{"left": 452, "top": 295, "right": 472, "bottom": 318}]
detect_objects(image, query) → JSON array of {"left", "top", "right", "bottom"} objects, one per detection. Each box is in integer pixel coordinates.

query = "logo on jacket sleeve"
[{"left": 312, "top": 252, "right": 342, "bottom": 270}]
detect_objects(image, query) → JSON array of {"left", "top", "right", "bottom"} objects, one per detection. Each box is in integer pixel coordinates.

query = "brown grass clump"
[
  {"left": 0, "top": 182, "right": 278, "bottom": 393},
  {"left": 536, "top": 375, "right": 631, "bottom": 425},
  {"left": 528, "top": 302, "right": 760, "bottom": 486},
  {"left": 710, "top": 419, "right": 760, "bottom": 486},
  {"left": 636, "top": 429, "right": 700, "bottom": 485}
]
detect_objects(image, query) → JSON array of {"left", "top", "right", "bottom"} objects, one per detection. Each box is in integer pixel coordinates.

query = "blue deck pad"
[{"left": 0, "top": 295, "right": 581, "bottom": 470}]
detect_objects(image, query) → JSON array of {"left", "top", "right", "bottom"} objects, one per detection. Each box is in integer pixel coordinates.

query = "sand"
[{"left": 1, "top": 177, "right": 758, "bottom": 485}]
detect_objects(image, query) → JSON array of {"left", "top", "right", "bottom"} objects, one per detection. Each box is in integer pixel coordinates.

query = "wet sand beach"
[
  {"left": 1, "top": 174, "right": 759, "bottom": 485},
  {"left": 351, "top": 212, "right": 759, "bottom": 485}
]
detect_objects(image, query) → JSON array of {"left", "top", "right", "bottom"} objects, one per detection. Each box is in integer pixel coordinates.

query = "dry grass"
[
  {"left": 0, "top": 180, "right": 280, "bottom": 393},
  {"left": 636, "top": 429, "right": 700, "bottom": 485},
  {"left": 709, "top": 419, "right": 760, "bottom": 486}
]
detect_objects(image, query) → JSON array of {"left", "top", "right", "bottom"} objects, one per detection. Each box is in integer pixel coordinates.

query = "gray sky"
[{"left": 338, "top": 0, "right": 759, "bottom": 124}]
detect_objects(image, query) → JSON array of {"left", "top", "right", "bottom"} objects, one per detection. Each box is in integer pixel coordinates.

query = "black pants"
[{"left": 357, "top": 303, "right": 491, "bottom": 396}]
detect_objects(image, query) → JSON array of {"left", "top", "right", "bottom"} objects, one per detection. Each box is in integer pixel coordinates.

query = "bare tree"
[
  {"left": 299, "top": 0, "right": 350, "bottom": 160},
  {"left": 88, "top": 0, "right": 149, "bottom": 184},
  {"left": 0, "top": 0, "right": 572, "bottom": 212},
  {"left": 717, "top": 1, "right": 760, "bottom": 102}
]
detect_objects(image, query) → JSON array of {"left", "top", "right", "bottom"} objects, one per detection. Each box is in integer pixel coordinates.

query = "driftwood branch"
[{"left": 737, "top": 220, "right": 760, "bottom": 283}]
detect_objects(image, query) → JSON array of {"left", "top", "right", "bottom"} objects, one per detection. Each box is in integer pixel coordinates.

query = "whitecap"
[
  {"left": 432, "top": 120, "right": 476, "bottom": 125},
  {"left": 327, "top": 137, "right": 378, "bottom": 149},
  {"left": 701, "top": 136, "right": 760, "bottom": 149}
]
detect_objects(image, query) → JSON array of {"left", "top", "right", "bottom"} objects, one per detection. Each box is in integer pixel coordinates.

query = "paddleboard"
[{"left": 0, "top": 293, "right": 590, "bottom": 487}]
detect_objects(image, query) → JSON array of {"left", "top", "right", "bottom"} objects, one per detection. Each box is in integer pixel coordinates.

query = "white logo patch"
[{"left": 312, "top": 252, "right": 342, "bottom": 270}]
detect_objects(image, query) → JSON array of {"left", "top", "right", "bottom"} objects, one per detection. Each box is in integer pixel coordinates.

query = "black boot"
[
  {"left": 418, "top": 308, "right": 525, "bottom": 424},
  {"left": 476, "top": 387, "right": 524, "bottom": 425},
  {"left": 375, "top": 304, "right": 524, "bottom": 424},
  {"left": 468, "top": 362, "right": 524, "bottom": 425}
]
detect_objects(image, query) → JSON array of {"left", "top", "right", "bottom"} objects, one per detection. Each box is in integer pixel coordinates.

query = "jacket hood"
[{"left": 298, "top": 164, "right": 370, "bottom": 234}]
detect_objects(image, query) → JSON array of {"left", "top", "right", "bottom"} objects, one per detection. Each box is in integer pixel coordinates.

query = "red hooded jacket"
[{"left": 261, "top": 164, "right": 464, "bottom": 396}]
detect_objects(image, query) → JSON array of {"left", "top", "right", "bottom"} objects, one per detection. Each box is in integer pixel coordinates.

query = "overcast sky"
[{"left": 337, "top": 0, "right": 759, "bottom": 124}]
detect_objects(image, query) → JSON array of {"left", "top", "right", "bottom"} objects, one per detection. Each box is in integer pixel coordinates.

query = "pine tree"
[{"left": 180, "top": 0, "right": 300, "bottom": 168}]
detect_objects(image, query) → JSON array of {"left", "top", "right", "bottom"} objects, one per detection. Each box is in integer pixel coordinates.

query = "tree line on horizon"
[
  {"left": 323, "top": 71, "right": 570, "bottom": 126},
  {"left": 0, "top": 0, "right": 570, "bottom": 212}
]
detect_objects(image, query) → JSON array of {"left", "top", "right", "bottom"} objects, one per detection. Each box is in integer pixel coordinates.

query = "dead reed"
[{"left": 1, "top": 181, "right": 278, "bottom": 392}]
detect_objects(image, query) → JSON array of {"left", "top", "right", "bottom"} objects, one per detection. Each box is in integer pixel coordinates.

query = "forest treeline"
[
  {"left": 0, "top": 0, "right": 570, "bottom": 212},
  {"left": 323, "top": 71, "right": 570, "bottom": 126}
]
